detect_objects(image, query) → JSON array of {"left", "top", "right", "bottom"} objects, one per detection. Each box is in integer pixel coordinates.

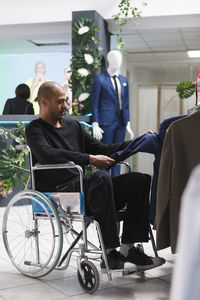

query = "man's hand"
[
  {"left": 31, "top": 77, "right": 41, "bottom": 89},
  {"left": 37, "top": 72, "right": 46, "bottom": 82},
  {"left": 144, "top": 129, "right": 155, "bottom": 134},
  {"left": 89, "top": 154, "right": 115, "bottom": 169}
]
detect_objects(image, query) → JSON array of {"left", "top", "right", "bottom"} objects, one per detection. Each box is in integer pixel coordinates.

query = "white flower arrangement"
[
  {"left": 78, "top": 92, "right": 90, "bottom": 102},
  {"left": 71, "top": 17, "right": 102, "bottom": 115},
  {"left": 78, "top": 26, "right": 90, "bottom": 35},
  {"left": 0, "top": 128, "right": 4, "bottom": 135},
  {"left": 84, "top": 53, "right": 94, "bottom": 64},
  {"left": 77, "top": 68, "right": 89, "bottom": 77}
]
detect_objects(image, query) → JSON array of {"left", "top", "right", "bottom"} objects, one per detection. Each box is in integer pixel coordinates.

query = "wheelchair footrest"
[{"left": 102, "top": 263, "right": 137, "bottom": 276}]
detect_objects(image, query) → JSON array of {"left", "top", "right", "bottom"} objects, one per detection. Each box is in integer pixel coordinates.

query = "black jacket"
[{"left": 3, "top": 96, "right": 34, "bottom": 114}]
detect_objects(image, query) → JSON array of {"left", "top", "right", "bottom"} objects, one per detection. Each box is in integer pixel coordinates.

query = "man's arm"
[{"left": 82, "top": 123, "right": 130, "bottom": 156}]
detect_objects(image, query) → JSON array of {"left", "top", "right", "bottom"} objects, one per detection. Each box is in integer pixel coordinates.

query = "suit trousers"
[{"left": 83, "top": 170, "right": 150, "bottom": 248}]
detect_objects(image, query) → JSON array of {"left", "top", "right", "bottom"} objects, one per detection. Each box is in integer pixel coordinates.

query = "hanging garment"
[
  {"left": 111, "top": 115, "right": 185, "bottom": 224},
  {"left": 156, "top": 111, "right": 200, "bottom": 253},
  {"left": 170, "top": 164, "right": 200, "bottom": 300}
]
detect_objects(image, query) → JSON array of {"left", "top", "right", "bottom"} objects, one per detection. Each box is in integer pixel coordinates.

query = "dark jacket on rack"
[
  {"left": 156, "top": 112, "right": 200, "bottom": 253},
  {"left": 111, "top": 115, "right": 185, "bottom": 225}
]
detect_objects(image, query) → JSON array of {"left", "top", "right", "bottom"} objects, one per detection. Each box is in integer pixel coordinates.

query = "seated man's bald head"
[{"left": 37, "top": 81, "right": 64, "bottom": 104}]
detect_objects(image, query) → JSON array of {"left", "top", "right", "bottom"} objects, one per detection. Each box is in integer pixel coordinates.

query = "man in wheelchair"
[{"left": 25, "top": 81, "right": 165, "bottom": 271}]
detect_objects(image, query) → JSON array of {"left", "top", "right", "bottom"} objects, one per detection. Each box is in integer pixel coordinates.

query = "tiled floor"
[{"left": 0, "top": 206, "right": 175, "bottom": 300}]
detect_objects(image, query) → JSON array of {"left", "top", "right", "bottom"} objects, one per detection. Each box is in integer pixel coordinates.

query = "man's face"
[
  {"left": 35, "top": 62, "right": 46, "bottom": 74},
  {"left": 46, "top": 87, "right": 67, "bottom": 121}
]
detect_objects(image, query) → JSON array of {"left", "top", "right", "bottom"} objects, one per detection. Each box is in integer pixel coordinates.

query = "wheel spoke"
[
  {"left": 3, "top": 191, "right": 63, "bottom": 278},
  {"left": 78, "top": 260, "right": 99, "bottom": 293}
]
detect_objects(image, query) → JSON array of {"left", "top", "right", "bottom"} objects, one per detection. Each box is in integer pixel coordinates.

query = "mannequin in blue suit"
[{"left": 91, "top": 50, "right": 134, "bottom": 176}]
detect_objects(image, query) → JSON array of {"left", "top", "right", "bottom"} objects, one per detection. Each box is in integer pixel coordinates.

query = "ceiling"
[
  {"left": 117, "top": 27, "right": 200, "bottom": 70},
  {"left": 0, "top": 14, "right": 200, "bottom": 71},
  {"left": 110, "top": 14, "right": 200, "bottom": 71},
  {"left": 0, "top": 21, "right": 72, "bottom": 54}
]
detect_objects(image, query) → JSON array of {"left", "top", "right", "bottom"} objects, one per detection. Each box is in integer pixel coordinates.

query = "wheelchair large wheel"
[
  {"left": 77, "top": 260, "right": 99, "bottom": 294},
  {"left": 2, "top": 190, "right": 63, "bottom": 278}
]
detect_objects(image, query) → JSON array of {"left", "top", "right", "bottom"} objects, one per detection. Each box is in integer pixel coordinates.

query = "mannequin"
[
  {"left": 91, "top": 50, "right": 134, "bottom": 176},
  {"left": 26, "top": 61, "right": 48, "bottom": 115},
  {"left": 63, "top": 67, "right": 72, "bottom": 114}
]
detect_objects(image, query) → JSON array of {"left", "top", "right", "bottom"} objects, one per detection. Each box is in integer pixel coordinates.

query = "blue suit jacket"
[{"left": 91, "top": 71, "right": 130, "bottom": 126}]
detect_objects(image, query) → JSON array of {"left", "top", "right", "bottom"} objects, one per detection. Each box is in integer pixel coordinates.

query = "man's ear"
[{"left": 40, "top": 97, "right": 48, "bottom": 107}]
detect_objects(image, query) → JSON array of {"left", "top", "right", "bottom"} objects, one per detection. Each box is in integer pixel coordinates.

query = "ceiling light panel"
[{"left": 187, "top": 50, "right": 200, "bottom": 57}]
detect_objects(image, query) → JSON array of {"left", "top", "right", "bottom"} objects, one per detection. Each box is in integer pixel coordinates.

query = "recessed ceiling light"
[
  {"left": 187, "top": 50, "right": 200, "bottom": 58},
  {"left": 28, "top": 40, "right": 69, "bottom": 47}
]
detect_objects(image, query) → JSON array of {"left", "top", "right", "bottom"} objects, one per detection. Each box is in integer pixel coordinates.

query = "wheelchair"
[
  {"left": 2, "top": 147, "right": 133, "bottom": 294},
  {"left": 2, "top": 147, "right": 160, "bottom": 294}
]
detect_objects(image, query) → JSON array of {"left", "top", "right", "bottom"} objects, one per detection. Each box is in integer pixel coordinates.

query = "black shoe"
[
  {"left": 120, "top": 247, "right": 166, "bottom": 271},
  {"left": 100, "top": 249, "right": 124, "bottom": 270}
]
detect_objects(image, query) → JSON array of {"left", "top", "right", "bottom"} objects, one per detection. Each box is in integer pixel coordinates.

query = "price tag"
[{"left": 195, "top": 69, "right": 200, "bottom": 105}]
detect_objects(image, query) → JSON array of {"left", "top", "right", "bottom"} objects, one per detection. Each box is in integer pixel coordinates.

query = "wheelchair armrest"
[
  {"left": 116, "top": 161, "right": 131, "bottom": 173},
  {"left": 31, "top": 162, "right": 84, "bottom": 192},
  {"left": 15, "top": 144, "right": 30, "bottom": 151},
  {"left": 33, "top": 162, "right": 76, "bottom": 170}
]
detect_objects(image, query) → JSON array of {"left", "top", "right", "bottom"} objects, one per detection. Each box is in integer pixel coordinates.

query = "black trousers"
[{"left": 83, "top": 170, "right": 151, "bottom": 249}]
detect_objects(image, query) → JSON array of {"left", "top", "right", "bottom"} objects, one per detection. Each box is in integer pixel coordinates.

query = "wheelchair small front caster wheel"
[
  {"left": 77, "top": 260, "right": 99, "bottom": 294},
  {"left": 136, "top": 243, "right": 144, "bottom": 253}
]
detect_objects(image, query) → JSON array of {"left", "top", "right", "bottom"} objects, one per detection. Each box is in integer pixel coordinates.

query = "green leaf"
[
  {"left": 176, "top": 81, "right": 195, "bottom": 99},
  {"left": 0, "top": 143, "right": 29, "bottom": 195},
  {"left": 112, "top": 0, "right": 147, "bottom": 50}
]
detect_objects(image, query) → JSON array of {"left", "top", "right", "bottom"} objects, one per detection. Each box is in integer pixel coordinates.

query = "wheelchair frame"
[
  {"left": 2, "top": 146, "right": 160, "bottom": 294},
  {"left": 2, "top": 147, "right": 113, "bottom": 293}
]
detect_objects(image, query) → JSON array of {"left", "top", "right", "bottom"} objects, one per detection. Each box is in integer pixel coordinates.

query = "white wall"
[
  {"left": 127, "top": 62, "right": 198, "bottom": 174},
  {"left": 0, "top": 52, "right": 71, "bottom": 114},
  {"left": 142, "top": 0, "right": 200, "bottom": 17},
  {"left": 0, "top": 0, "right": 117, "bottom": 25},
  {"left": 1, "top": 0, "right": 200, "bottom": 25},
  {"left": 128, "top": 63, "right": 199, "bottom": 128}
]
